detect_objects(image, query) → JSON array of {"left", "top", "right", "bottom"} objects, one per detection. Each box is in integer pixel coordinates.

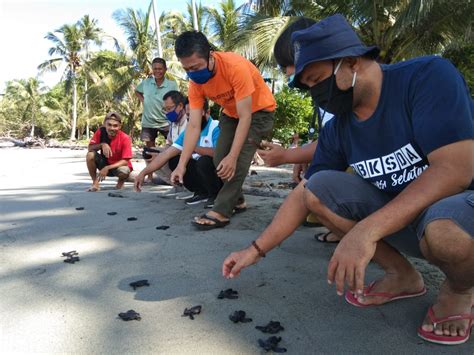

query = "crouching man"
[
  {"left": 135, "top": 100, "right": 222, "bottom": 205},
  {"left": 86, "top": 112, "right": 133, "bottom": 191}
]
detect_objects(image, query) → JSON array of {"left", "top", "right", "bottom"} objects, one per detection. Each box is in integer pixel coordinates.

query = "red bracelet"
[{"left": 252, "top": 240, "right": 266, "bottom": 258}]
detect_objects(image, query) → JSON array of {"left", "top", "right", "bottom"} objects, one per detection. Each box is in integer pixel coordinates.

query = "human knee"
[
  {"left": 86, "top": 151, "right": 95, "bottom": 161},
  {"left": 423, "top": 219, "right": 473, "bottom": 263}
]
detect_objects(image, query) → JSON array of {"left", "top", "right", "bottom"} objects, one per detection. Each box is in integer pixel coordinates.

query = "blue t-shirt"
[{"left": 306, "top": 56, "right": 474, "bottom": 194}]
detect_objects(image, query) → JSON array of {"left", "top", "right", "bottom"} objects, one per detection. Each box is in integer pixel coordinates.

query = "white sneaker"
[
  {"left": 175, "top": 190, "right": 194, "bottom": 200},
  {"left": 162, "top": 185, "right": 185, "bottom": 197}
]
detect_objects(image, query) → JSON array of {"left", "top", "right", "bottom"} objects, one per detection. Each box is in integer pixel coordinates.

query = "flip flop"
[
  {"left": 417, "top": 306, "right": 474, "bottom": 345},
  {"left": 314, "top": 231, "right": 339, "bottom": 243},
  {"left": 192, "top": 213, "right": 230, "bottom": 231},
  {"left": 345, "top": 280, "right": 427, "bottom": 307}
]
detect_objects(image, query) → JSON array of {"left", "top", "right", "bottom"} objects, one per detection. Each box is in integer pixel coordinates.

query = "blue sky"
[{"left": 0, "top": 0, "right": 243, "bottom": 92}]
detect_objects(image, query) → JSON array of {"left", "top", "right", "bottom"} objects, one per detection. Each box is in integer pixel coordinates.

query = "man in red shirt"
[{"left": 86, "top": 112, "right": 133, "bottom": 191}]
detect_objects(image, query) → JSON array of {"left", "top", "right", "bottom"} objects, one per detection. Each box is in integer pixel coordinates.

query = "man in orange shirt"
[{"left": 171, "top": 31, "right": 275, "bottom": 229}]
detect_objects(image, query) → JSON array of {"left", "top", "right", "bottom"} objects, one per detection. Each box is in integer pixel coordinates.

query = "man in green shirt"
[{"left": 135, "top": 58, "right": 178, "bottom": 148}]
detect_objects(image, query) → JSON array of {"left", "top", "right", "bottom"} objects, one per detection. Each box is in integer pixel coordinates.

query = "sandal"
[
  {"left": 417, "top": 306, "right": 473, "bottom": 345},
  {"left": 192, "top": 213, "right": 230, "bottom": 231},
  {"left": 314, "top": 231, "right": 339, "bottom": 244}
]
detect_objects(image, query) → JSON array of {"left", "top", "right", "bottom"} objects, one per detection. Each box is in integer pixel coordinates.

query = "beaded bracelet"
[{"left": 252, "top": 240, "right": 266, "bottom": 258}]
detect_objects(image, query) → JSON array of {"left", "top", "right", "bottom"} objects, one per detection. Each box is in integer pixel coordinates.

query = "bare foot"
[
  {"left": 193, "top": 210, "right": 229, "bottom": 226},
  {"left": 354, "top": 270, "right": 425, "bottom": 306},
  {"left": 86, "top": 185, "right": 100, "bottom": 192},
  {"left": 421, "top": 281, "right": 473, "bottom": 338},
  {"left": 115, "top": 180, "right": 125, "bottom": 190}
]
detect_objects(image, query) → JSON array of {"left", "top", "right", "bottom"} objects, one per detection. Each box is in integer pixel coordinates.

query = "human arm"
[
  {"left": 97, "top": 159, "right": 130, "bottom": 181},
  {"left": 135, "top": 146, "right": 180, "bottom": 191},
  {"left": 216, "top": 96, "right": 252, "bottom": 181},
  {"left": 135, "top": 91, "right": 144, "bottom": 103},
  {"left": 257, "top": 141, "right": 317, "bottom": 167},
  {"left": 222, "top": 181, "right": 309, "bottom": 278},
  {"left": 170, "top": 108, "right": 201, "bottom": 185}
]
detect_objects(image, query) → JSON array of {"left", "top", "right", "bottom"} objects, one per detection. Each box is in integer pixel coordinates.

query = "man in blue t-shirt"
[
  {"left": 134, "top": 100, "right": 222, "bottom": 206},
  {"left": 221, "top": 14, "right": 473, "bottom": 346}
]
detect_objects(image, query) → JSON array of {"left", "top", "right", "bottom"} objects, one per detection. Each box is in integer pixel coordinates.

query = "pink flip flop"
[
  {"left": 417, "top": 306, "right": 474, "bottom": 345},
  {"left": 345, "top": 281, "right": 427, "bottom": 308}
]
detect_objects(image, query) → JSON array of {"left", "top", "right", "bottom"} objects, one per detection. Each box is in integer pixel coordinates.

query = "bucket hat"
[{"left": 292, "top": 14, "right": 379, "bottom": 89}]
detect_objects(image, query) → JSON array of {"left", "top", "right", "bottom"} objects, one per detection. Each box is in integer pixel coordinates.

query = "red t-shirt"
[{"left": 90, "top": 129, "right": 133, "bottom": 170}]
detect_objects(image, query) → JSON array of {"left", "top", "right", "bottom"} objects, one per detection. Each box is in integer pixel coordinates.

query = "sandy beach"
[{"left": 0, "top": 147, "right": 471, "bottom": 354}]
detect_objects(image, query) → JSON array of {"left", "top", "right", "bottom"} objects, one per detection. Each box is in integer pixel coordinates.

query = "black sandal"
[{"left": 192, "top": 213, "right": 230, "bottom": 230}]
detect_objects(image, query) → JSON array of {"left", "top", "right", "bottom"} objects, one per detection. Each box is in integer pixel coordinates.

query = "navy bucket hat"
[{"left": 292, "top": 14, "right": 379, "bottom": 89}]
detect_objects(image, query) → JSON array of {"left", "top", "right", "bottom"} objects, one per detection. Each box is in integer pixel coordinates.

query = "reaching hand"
[
  {"left": 134, "top": 172, "right": 145, "bottom": 192},
  {"left": 101, "top": 143, "right": 113, "bottom": 158},
  {"left": 222, "top": 247, "right": 261, "bottom": 279},
  {"left": 216, "top": 154, "right": 237, "bottom": 181},
  {"left": 327, "top": 223, "right": 378, "bottom": 296},
  {"left": 170, "top": 165, "right": 186, "bottom": 186},
  {"left": 292, "top": 163, "right": 305, "bottom": 183},
  {"left": 98, "top": 167, "right": 109, "bottom": 182},
  {"left": 257, "top": 142, "right": 285, "bottom": 167}
]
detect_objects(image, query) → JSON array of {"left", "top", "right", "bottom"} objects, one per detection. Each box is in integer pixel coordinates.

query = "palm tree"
[
  {"left": 4, "top": 78, "right": 46, "bottom": 137},
  {"left": 205, "top": 0, "right": 240, "bottom": 51},
  {"left": 78, "top": 15, "right": 103, "bottom": 138},
  {"left": 39, "top": 23, "right": 82, "bottom": 140},
  {"left": 113, "top": 3, "right": 157, "bottom": 76}
]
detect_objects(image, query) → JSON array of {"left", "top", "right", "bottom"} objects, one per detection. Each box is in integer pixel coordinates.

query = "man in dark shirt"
[{"left": 222, "top": 14, "right": 473, "bottom": 346}]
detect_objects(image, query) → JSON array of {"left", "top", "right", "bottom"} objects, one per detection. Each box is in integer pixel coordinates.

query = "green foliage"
[
  {"left": 443, "top": 43, "right": 474, "bottom": 94},
  {"left": 273, "top": 86, "right": 313, "bottom": 145}
]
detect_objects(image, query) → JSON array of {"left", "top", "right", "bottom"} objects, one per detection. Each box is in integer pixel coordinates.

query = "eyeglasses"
[{"left": 162, "top": 105, "right": 176, "bottom": 114}]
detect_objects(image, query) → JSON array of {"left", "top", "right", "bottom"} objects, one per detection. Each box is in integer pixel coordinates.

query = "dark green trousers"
[{"left": 213, "top": 110, "right": 274, "bottom": 218}]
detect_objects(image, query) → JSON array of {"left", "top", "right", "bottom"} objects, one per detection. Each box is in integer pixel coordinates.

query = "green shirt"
[{"left": 136, "top": 77, "right": 178, "bottom": 129}]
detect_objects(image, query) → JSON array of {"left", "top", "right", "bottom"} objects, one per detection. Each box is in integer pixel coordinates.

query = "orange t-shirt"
[{"left": 188, "top": 52, "right": 276, "bottom": 118}]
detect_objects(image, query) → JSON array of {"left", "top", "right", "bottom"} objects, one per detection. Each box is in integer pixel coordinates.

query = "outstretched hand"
[
  {"left": 327, "top": 223, "right": 378, "bottom": 295},
  {"left": 222, "top": 247, "right": 261, "bottom": 279},
  {"left": 170, "top": 165, "right": 186, "bottom": 186},
  {"left": 134, "top": 172, "right": 145, "bottom": 192},
  {"left": 257, "top": 142, "right": 285, "bottom": 167}
]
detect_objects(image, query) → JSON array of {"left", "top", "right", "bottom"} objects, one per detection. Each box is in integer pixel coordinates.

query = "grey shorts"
[
  {"left": 140, "top": 127, "right": 169, "bottom": 142},
  {"left": 94, "top": 152, "right": 130, "bottom": 177},
  {"left": 305, "top": 170, "right": 474, "bottom": 257}
]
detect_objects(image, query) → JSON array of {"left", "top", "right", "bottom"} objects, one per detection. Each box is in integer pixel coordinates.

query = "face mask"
[
  {"left": 310, "top": 59, "right": 357, "bottom": 116},
  {"left": 166, "top": 107, "right": 184, "bottom": 123},
  {"left": 187, "top": 67, "right": 213, "bottom": 84}
]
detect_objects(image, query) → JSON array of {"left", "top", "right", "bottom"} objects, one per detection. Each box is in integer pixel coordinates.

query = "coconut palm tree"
[
  {"left": 205, "top": 0, "right": 240, "bottom": 51},
  {"left": 3, "top": 78, "right": 47, "bottom": 137},
  {"left": 113, "top": 3, "right": 157, "bottom": 76},
  {"left": 78, "top": 15, "right": 103, "bottom": 138},
  {"left": 38, "top": 23, "right": 82, "bottom": 140}
]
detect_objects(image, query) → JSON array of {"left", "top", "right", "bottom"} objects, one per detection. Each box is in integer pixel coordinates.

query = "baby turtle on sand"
[
  {"left": 182, "top": 305, "right": 202, "bottom": 320},
  {"left": 229, "top": 310, "right": 252, "bottom": 323},
  {"left": 129, "top": 280, "right": 150, "bottom": 290},
  {"left": 118, "top": 310, "right": 141, "bottom": 321},
  {"left": 217, "top": 288, "right": 239, "bottom": 299},
  {"left": 258, "top": 336, "right": 287, "bottom": 353},
  {"left": 256, "top": 321, "right": 284, "bottom": 334}
]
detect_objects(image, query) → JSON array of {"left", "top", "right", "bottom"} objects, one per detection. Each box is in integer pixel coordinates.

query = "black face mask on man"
[{"left": 310, "top": 59, "right": 357, "bottom": 116}]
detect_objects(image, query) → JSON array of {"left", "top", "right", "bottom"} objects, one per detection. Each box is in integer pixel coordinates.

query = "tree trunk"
[
  {"left": 70, "top": 75, "right": 78, "bottom": 141},
  {"left": 85, "top": 78, "right": 90, "bottom": 139}
]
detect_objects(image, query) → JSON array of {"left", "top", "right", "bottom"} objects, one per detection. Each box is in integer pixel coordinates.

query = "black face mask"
[{"left": 310, "top": 59, "right": 356, "bottom": 116}]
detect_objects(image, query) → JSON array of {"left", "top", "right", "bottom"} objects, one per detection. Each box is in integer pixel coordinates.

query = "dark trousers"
[{"left": 169, "top": 155, "right": 222, "bottom": 197}]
